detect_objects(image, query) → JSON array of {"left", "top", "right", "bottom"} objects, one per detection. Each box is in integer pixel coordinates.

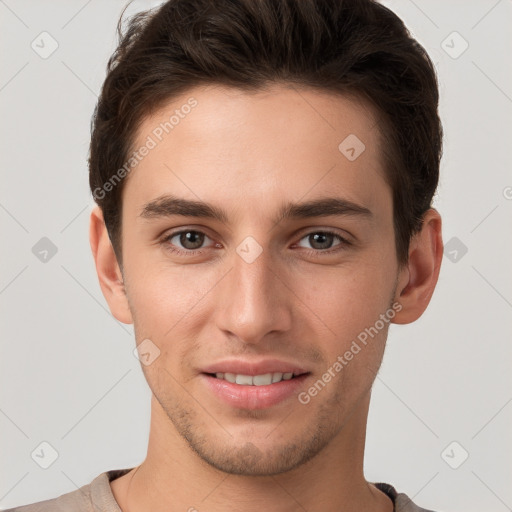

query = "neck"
[{"left": 111, "top": 391, "right": 393, "bottom": 512}]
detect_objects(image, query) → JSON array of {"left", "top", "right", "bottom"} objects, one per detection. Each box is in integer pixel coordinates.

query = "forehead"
[{"left": 123, "top": 83, "right": 389, "bottom": 222}]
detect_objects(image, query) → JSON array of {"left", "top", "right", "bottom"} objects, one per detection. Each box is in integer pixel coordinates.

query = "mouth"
[
  {"left": 204, "top": 371, "right": 307, "bottom": 386},
  {"left": 200, "top": 369, "right": 311, "bottom": 410}
]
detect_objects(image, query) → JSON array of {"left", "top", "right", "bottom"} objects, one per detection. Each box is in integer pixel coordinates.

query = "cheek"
[
  {"left": 126, "top": 269, "right": 202, "bottom": 380},
  {"left": 296, "top": 265, "right": 395, "bottom": 392},
  {"left": 125, "top": 262, "right": 218, "bottom": 339},
  {"left": 298, "top": 264, "right": 392, "bottom": 333}
]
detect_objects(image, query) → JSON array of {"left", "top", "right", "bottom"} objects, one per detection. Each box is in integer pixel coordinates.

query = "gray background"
[{"left": 1, "top": 1, "right": 511, "bottom": 510}]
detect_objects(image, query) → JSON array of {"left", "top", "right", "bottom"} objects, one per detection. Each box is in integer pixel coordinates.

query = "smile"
[
  {"left": 202, "top": 372, "right": 310, "bottom": 410},
  {"left": 210, "top": 372, "right": 300, "bottom": 386}
]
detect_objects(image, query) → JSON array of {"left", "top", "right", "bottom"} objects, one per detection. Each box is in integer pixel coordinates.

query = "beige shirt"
[{"left": 4, "top": 468, "right": 438, "bottom": 512}]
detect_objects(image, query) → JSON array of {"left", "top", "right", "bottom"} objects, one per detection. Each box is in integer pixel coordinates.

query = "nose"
[{"left": 213, "top": 241, "right": 293, "bottom": 346}]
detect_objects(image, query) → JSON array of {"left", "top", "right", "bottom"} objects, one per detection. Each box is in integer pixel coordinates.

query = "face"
[{"left": 118, "top": 83, "right": 402, "bottom": 475}]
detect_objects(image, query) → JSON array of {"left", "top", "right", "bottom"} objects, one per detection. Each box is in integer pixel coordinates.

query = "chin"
[
  {"left": 176, "top": 415, "right": 337, "bottom": 477},
  {"left": 189, "top": 440, "right": 313, "bottom": 476}
]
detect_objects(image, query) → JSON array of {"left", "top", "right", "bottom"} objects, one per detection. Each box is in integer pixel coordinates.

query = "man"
[{"left": 7, "top": 0, "right": 443, "bottom": 510}]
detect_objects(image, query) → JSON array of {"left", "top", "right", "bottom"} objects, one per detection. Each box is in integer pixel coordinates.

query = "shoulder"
[
  {"left": 2, "top": 468, "right": 133, "bottom": 512},
  {"left": 374, "top": 482, "right": 441, "bottom": 512},
  {"left": 2, "top": 481, "right": 93, "bottom": 512}
]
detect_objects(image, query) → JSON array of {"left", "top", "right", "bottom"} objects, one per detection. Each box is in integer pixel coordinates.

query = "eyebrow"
[{"left": 139, "top": 193, "right": 373, "bottom": 224}]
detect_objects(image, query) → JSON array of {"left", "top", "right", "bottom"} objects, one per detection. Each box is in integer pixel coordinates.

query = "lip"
[
  {"left": 201, "top": 372, "right": 310, "bottom": 410},
  {"left": 200, "top": 358, "right": 309, "bottom": 376}
]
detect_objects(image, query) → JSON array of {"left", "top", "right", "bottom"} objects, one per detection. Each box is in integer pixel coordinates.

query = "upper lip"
[{"left": 201, "top": 359, "right": 309, "bottom": 376}]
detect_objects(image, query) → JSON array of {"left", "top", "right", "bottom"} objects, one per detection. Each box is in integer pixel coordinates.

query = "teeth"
[
  {"left": 224, "top": 373, "right": 236, "bottom": 383},
  {"left": 214, "top": 372, "right": 297, "bottom": 385},
  {"left": 235, "top": 374, "right": 253, "bottom": 385},
  {"left": 271, "top": 372, "right": 283, "bottom": 383},
  {"left": 253, "top": 373, "right": 273, "bottom": 386}
]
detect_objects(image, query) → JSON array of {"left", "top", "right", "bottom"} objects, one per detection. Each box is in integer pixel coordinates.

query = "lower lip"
[{"left": 201, "top": 373, "right": 309, "bottom": 410}]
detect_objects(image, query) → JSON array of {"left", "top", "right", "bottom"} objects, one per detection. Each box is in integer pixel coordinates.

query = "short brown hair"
[{"left": 89, "top": 0, "right": 443, "bottom": 267}]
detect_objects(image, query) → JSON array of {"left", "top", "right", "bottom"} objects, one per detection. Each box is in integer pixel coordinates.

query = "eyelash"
[{"left": 160, "top": 229, "right": 351, "bottom": 257}]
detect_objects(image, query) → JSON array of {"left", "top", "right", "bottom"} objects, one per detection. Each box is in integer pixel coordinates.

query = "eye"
[
  {"left": 296, "top": 230, "right": 350, "bottom": 254},
  {"left": 160, "top": 228, "right": 351, "bottom": 258},
  {"left": 161, "top": 229, "right": 214, "bottom": 255}
]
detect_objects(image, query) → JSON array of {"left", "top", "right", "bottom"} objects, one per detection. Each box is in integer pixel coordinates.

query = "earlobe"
[
  {"left": 89, "top": 206, "right": 133, "bottom": 325},
  {"left": 392, "top": 209, "right": 443, "bottom": 325}
]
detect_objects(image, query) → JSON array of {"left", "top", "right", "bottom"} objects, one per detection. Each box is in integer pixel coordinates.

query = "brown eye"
[
  {"left": 297, "top": 231, "right": 348, "bottom": 252},
  {"left": 175, "top": 231, "right": 205, "bottom": 250},
  {"left": 308, "top": 232, "right": 336, "bottom": 250},
  {"left": 161, "top": 230, "right": 214, "bottom": 255}
]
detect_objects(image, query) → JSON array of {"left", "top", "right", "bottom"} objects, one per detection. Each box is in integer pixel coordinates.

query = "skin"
[{"left": 90, "top": 83, "right": 443, "bottom": 512}]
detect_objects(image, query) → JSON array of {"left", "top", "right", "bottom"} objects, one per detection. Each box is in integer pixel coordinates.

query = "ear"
[
  {"left": 392, "top": 208, "right": 443, "bottom": 324},
  {"left": 89, "top": 206, "right": 133, "bottom": 325}
]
